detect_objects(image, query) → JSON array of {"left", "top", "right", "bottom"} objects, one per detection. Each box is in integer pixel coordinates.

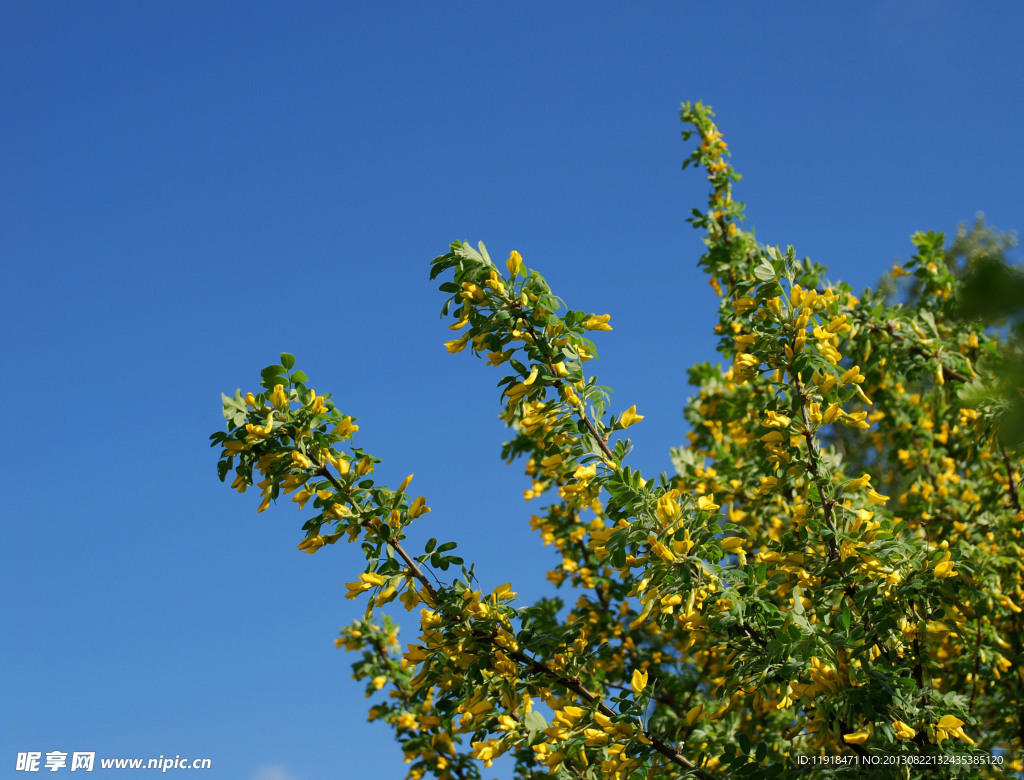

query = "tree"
[{"left": 211, "top": 102, "right": 1023, "bottom": 779}]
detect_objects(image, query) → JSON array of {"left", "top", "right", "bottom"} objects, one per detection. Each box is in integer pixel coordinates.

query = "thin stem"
[
  {"left": 793, "top": 375, "right": 840, "bottom": 562},
  {"left": 997, "top": 439, "right": 1022, "bottom": 513}
]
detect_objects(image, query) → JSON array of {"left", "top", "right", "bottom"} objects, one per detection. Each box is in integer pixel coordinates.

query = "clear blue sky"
[{"left": 2, "top": 3, "right": 1021, "bottom": 779}]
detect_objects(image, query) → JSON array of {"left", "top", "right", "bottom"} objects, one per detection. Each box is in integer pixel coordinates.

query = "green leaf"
[
  {"left": 291, "top": 370, "right": 309, "bottom": 383},
  {"left": 753, "top": 257, "right": 777, "bottom": 282},
  {"left": 524, "top": 710, "right": 548, "bottom": 745},
  {"left": 737, "top": 732, "right": 751, "bottom": 755},
  {"left": 756, "top": 281, "right": 783, "bottom": 299},
  {"left": 611, "top": 546, "right": 626, "bottom": 569},
  {"left": 280, "top": 353, "right": 296, "bottom": 370}
]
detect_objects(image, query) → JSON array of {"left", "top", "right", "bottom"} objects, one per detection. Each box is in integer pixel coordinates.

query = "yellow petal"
[
  {"left": 697, "top": 494, "right": 720, "bottom": 512},
  {"left": 892, "top": 720, "right": 916, "bottom": 740},
  {"left": 619, "top": 405, "right": 644, "bottom": 428},
  {"left": 843, "top": 729, "right": 870, "bottom": 746},
  {"left": 937, "top": 715, "right": 964, "bottom": 730},
  {"left": 630, "top": 668, "right": 648, "bottom": 696},
  {"left": 507, "top": 250, "right": 523, "bottom": 277}
]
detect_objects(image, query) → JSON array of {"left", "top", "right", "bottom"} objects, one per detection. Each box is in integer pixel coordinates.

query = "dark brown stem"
[
  {"left": 997, "top": 439, "right": 1022, "bottom": 513},
  {"left": 515, "top": 312, "right": 619, "bottom": 466},
  {"left": 313, "top": 452, "right": 713, "bottom": 778},
  {"left": 314, "top": 463, "right": 439, "bottom": 600},
  {"left": 793, "top": 376, "right": 840, "bottom": 562},
  {"left": 503, "top": 647, "right": 714, "bottom": 779}
]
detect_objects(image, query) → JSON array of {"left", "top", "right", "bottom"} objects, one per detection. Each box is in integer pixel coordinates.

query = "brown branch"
[
  {"left": 793, "top": 375, "right": 840, "bottom": 562},
  {"left": 313, "top": 463, "right": 439, "bottom": 600},
  {"left": 997, "top": 439, "right": 1022, "bottom": 513},
  {"left": 371, "top": 639, "right": 415, "bottom": 708},
  {"left": 312, "top": 453, "right": 712, "bottom": 778},
  {"left": 515, "top": 312, "right": 619, "bottom": 466},
  {"left": 502, "top": 646, "right": 714, "bottom": 779}
]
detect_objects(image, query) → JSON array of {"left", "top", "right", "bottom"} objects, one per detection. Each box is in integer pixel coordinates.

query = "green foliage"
[{"left": 212, "top": 104, "right": 1023, "bottom": 779}]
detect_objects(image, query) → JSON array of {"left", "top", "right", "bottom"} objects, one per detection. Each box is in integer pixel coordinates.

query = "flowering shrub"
[{"left": 212, "top": 102, "right": 1023, "bottom": 779}]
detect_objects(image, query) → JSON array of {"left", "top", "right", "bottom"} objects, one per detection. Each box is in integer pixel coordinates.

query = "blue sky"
[{"left": 2, "top": 3, "right": 1021, "bottom": 778}]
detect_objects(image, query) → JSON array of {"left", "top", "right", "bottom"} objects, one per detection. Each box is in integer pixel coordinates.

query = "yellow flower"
[
  {"left": 840, "top": 365, "right": 864, "bottom": 385},
  {"left": 497, "top": 715, "right": 517, "bottom": 731},
  {"left": 866, "top": 488, "right": 890, "bottom": 505},
  {"left": 826, "top": 315, "right": 851, "bottom": 333},
  {"left": 404, "top": 644, "right": 429, "bottom": 664},
  {"left": 269, "top": 384, "right": 289, "bottom": 409},
  {"left": 933, "top": 551, "right": 956, "bottom": 578},
  {"left": 487, "top": 350, "right": 510, "bottom": 366},
  {"left": 892, "top": 720, "right": 916, "bottom": 740},
  {"left": 345, "top": 572, "right": 386, "bottom": 599},
  {"left": 460, "top": 282, "right": 484, "bottom": 302},
  {"left": 409, "top": 496, "right": 430, "bottom": 518},
  {"left": 847, "top": 473, "right": 871, "bottom": 490},
  {"left": 507, "top": 250, "right": 523, "bottom": 277},
  {"left": 332, "top": 418, "right": 359, "bottom": 439},
  {"left": 444, "top": 335, "right": 469, "bottom": 353},
  {"left": 484, "top": 270, "right": 506, "bottom": 295},
  {"left": 720, "top": 536, "right": 744, "bottom": 553},
  {"left": 290, "top": 451, "right": 312, "bottom": 469},
  {"left": 297, "top": 535, "right": 325, "bottom": 554},
  {"left": 471, "top": 740, "right": 497, "bottom": 767},
  {"left": 734, "top": 353, "right": 759, "bottom": 371},
  {"left": 732, "top": 296, "right": 757, "bottom": 315},
  {"left": 697, "top": 493, "right": 720, "bottom": 512},
  {"left": 397, "top": 473, "right": 414, "bottom": 494},
  {"left": 649, "top": 536, "right": 676, "bottom": 562},
  {"left": 582, "top": 314, "right": 612, "bottom": 331},
  {"left": 395, "top": 712, "right": 419, "bottom": 731},
  {"left": 583, "top": 727, "right": 611, "bottom": 746},
  {"left": 843, "top": 728, "right": 870, "bottom": 746},
  {"left": 762, "top": 410, "right": 791, "bottom": 428},
  {"left": 819, "top": 343, "right": 842, "bottom": 364},
  {"left": 631, "top": 668, "right": 648, "bottom": 696},
  {"left": 935, "top": 715, "right": 974, "bottom": 745},
  {"left": 685, "top": 704, "right": 704, "bottom": 725},
  {"left": 619, "top": 405, "right": 644, "bottom": 428},
  {"left": 399, "top": 587, "right": 420, "bottom": 611}
]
